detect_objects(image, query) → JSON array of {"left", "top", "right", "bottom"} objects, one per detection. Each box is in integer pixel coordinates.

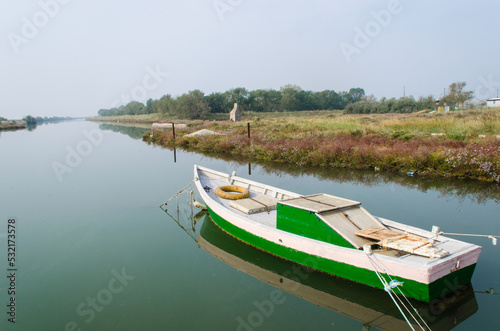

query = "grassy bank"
[
  {"left": 88, "top": 110, "right": 343, "bottom": 124},
  {"left": 88, "top": 113, "right": 167, "bottom": 124},
  {"left": 0, "top": 120, "right": 26, "bottom": 131},
  {"left": 88, "top": 111, "right": 238, "bottom": 124},
  {"left": 143, "top": 108, "right": 500, "bottom": 183}
]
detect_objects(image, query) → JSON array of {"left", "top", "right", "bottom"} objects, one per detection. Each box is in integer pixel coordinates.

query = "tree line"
[
  {"left": 345, "top": 82, "right": 474, "bottom": 114},
  {"left": 345, "top": 96, "right": 435, "bottom": 114},
  {"left": 35, "top": 116, "right": 74, "bottom": 124},
  {"left": 97, "top": 81, "right": 475, "bottom": 118},
  {"left": 97, "top": 85, "right": 366, "bottom": 119}
]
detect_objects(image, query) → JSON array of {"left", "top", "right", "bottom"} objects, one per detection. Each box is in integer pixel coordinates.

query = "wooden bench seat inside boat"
[
  {"left": 279, "top": 193, "right": 361, "bottom": 213},
  {"left": 230, "top": 195, "right": 278, "bottom": 214}
]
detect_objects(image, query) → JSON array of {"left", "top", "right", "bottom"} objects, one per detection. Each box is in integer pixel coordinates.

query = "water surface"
[{"left": 0, "top": 121, "right": 498, "bottom": 331}]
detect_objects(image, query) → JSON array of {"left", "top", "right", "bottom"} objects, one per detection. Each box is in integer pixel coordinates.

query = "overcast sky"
[{"left": 1, "top": 0, "right": 499, "bottom": 119}]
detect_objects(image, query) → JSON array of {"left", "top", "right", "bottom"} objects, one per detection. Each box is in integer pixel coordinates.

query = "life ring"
[{"left": 215, "top": 185, "right": 250, "bottom": 200}]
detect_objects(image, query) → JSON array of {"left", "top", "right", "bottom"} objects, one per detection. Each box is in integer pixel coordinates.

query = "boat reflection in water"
[{"left": 165, "top": 206, "right": 478, "bottom": 331}]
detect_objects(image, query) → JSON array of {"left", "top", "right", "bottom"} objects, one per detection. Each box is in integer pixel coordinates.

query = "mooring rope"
[
  {"left": 438, "top": 232, "right": 498, "bottom": 245},
  {"left": 377, "top": 270, "right": 415, "bottom": 329},
  {"left": 368, "top": 254, "right": 431, "bottom": 330},
  {"left": 364, "top": 252, "right": 433, "bottom": 331},
  {"left": 364, "top": 254, "right": 417, "bottom": 331}
]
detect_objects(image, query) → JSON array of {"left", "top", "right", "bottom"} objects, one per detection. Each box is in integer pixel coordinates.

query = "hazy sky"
[{"left": 1, "top": 0, "right": 499, "bottom": 119}]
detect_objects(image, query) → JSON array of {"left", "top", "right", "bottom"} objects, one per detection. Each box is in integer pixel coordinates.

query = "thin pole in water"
[{"left": 247, "top": 122, "right": 250, "bottom": 139}]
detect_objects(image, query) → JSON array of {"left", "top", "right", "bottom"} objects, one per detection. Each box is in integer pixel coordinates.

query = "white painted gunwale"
[{"left": 194, "top": 165, "right": 481, "bottom": 285}]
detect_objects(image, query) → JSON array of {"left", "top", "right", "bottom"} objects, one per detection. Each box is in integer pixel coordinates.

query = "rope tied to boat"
[
  {"left": 385, "top": 279, "right": 404, "bottom": 292},
  {"left": 438, "top": 231, "right": 498, "bottom": 246},
  {"left": 363, "top": 249, "right": 431, "bottom": 331}
]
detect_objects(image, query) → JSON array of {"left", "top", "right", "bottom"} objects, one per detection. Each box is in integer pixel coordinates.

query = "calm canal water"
[{"left": 0, "top": 121, "right": 498, "bottom": 331}]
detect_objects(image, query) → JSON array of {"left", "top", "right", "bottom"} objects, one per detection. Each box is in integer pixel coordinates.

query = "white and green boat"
[
  {"left": 194, "top": 165, "right": 482, "bottom": 302},
  {"left": 198, "top": 215, "right": 478, "bottom": 330}
]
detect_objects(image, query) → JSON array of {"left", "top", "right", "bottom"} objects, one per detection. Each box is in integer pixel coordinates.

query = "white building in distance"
[{"left": 486, "top": 98, "right": 500, "bottom": 108}]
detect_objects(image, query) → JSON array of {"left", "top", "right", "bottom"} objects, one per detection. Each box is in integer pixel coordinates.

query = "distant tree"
[
  {"left": 296, "top": 90, "right": 316, "bottom": 110},
  {"left": 393, "top": 96, "right": 416, "bottom": 113},
  {"left": 23, "top": 115, "right": 37, "bottom": 130},
  {"left": 0, "top": 116, "right": 7, "bottom": 122},
  {"left": 23, "top": 115, "right": 37, "bottom": 125},
  {"left": 122, "top": 101, "right": 145, "bottom": 115},
  {"left": 280, "top": 85, "right": 302, "bottom": 111},
  {"left": 156, "top": 94, "right": 174, "bottom": 115},
  {"left": 176, "top": 90, "right": 210, "bottom": 119},
  {"left": 98, "top": 108, "right": 113, "bottom": 116},
  {"left": 363, "top": 94, "right": 377, "bottom": 102},
  {"left": 144, "top": 98, "right": 155, "bottom": 114},
  {"left": 248, "top": 89, "right": 282, "bottom": 112},
  {"left": 313, "top": 90, "right": 343, "bottom": 110},
  {"left": 444, "top": 82, "right": 474, "bottom": 109},
  {"left": 265, "top": 90, "right": 282, "bottom": 112},
  {"left": 345, "top": 95, "right": 435, "bottom": 114},
  {"left": 348, "top": 88, "right": 365, "bottom": 103},
  {"left": 416, "top": 95, "right": 435, "bottom": 110},
  {"left": 345, "top": 100, "right": 377, "bottom": 114},
  {"left": 206, "top": 92, "right": 228, "bottom": 113},
  {"left": 226, "top": 87, "right": 249, "bottom": 110}
]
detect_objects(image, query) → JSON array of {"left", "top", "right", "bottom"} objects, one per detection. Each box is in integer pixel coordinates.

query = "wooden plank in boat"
[
  {"left": 342, "top": 207, "right": 385, "bottom": 231},
  {"left": 280, "top": 194, "right": 361, "bottom": 213},
  {"left": 355, "top": 227, "right": 402, "bottom": 241},
  {"left": 381, "top": 235, "right": 449, "bottom": 259},
  {"left": 318, "top": 211, "right": 376, "bottom": 249},
  {"left": 230, "top": 196, "right": 277, "bottom": 214}
]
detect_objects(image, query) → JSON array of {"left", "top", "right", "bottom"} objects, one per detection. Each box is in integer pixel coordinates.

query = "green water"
[{"left": 0, "top": 121, "right": 498, "bottom": 331}]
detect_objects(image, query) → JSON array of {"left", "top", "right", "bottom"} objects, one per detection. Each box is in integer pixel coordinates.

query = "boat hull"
[
  {"left": 205, "top": 204, "right": 477, "bottom": 302},
  {"left": 198, "top": 215, "right": 479, "bottom": 330}
]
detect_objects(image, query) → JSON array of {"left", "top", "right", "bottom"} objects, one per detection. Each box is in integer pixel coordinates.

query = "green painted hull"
[{"left": 206, "top": 206, "right": 476, "bottom": 302}]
